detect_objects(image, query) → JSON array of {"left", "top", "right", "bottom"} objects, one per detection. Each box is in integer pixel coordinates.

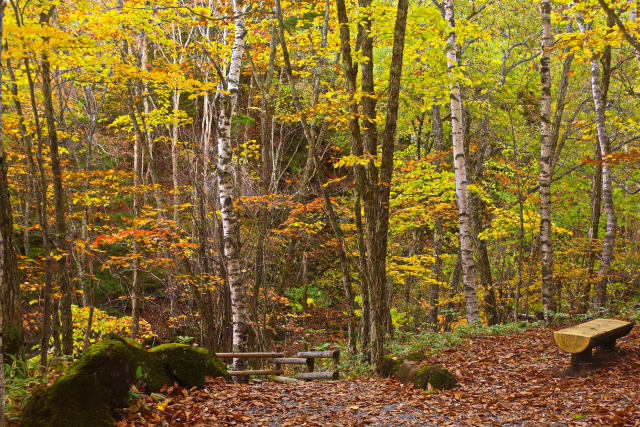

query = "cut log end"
[{"left": 554, "top": 318, "right": 633, "bottom": 354}]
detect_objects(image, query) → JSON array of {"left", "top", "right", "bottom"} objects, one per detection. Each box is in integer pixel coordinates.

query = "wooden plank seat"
[{"left": 553, "top": 318, "right": 633, "bottom": 366}]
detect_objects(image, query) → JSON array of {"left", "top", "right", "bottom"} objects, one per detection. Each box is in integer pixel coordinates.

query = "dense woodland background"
[{"left": 0, "top": 0, "right": 640, "bottom": 401}]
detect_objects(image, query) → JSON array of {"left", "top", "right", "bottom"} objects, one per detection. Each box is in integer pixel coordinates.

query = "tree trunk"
[
  {"left": 430, "top": 105, "right": 444, "bottom": 329},
  {"left": 514, "top": 194, "right": 525, "bottom": 321},
  {"left": 355, "top": 193, "right": 370, "bottom": 356},
  {"left": 10, "top": 51, "right": 54, "bottom": 367},
  {"left": 575, "top": 15, "right": 617, "bottom": 310},
  {"left": 582, "top": 14, "right": 613, "bottom": 309},
  {"left": 539, "top": 0, "right": 556, "bottom": 322},
  {"left": 335, "top": 0, "right": 407, "bottom": 364},
  {"left": 0, "top": 211, "right": 5, "bottom": 427},
  {"left": 1, "top": 5, "right": 12, "bottom": 421},
  {"left": 0, "top": 5, "right": 22, "bottom": 358},
  {"left": 366, "top": 0, "right": 408, "bottom": 368},
  {"left": 471, "top": 194, "right": 498, "bottom": 325},
  {"left": 301, "top": 252, "right": 309, "bottom": 312},
  {"left": 82, "top": 256, "right": 95, "bottom": 352},
  {"left": 40, "top": 7, "right": 73, "bottom": 355},
  {"left": 216, "top": 1, "right": 249, "bottom": 379},
  {"left": 584, "top": 142, "right": 602, "bottom": 308},
  {"left": 130, "top": 107, "right": 141, "bottom": 337},
  {"left": 446, "top": 0, "right": 479, "bottom": 324}
]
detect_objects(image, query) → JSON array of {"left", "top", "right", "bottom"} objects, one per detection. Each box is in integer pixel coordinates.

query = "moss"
[
  {"left": 21, "top": 339, "right": 132, "bottom": 427},
  {"left": 412, "top": 365, "right": 457, "bottom": 391},
  {"left": 378, "top": 355, "right": 402, "bottom": 378},
  {"left": 21, "top": 337, "right": 229, "bottom": 426},
  {"left": 149, "top": 343, "right": 230, "bottom": 387}
]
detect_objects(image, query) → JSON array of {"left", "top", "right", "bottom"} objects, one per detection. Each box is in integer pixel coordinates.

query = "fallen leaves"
[{"left": 116, "top": 326, "right": 640, "bottom": 426}]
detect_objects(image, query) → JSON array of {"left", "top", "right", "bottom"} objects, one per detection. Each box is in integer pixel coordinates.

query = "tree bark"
[
  {"left": 430, "top": 105, "right": 444, "bottom": 329},
  {"left": 40, "top": 7, "right": 73, "bottom": 355},
  {"left": 471, "top": 194, "right": 498, "bottom": 325},
  {"left": 583, "top": 13, "right": 613, "bottom": 310},
  {"left": 539, "top": 0, "right": 556, "bottom": 322},
  {"left": 446, "top": 0, "right": 479, "bottom": 323},
  {"left": 0, "top": 2, "right": 21, "bottom": 358},
  {"left": 365, "top": 0, "right": 408, "bottom": 367},
  {"left": 335, "top": 0, "right": 408, "bottom": 364},
  {"left": 575, "top": 15, "right": 617, "bottom": 310},
  {"left": 355, "top": 193, "right": 371, "bottom": 356},
  {"left": 584, "top": 142, "right": 602, "bottom": 308},
  {"left": 1, "top": 8, "right": 13, "bottom": 422},
  {"left": 216, "top": 1, "right": 249, "bottom": 379},
  {"left": 129, "top": 28, "right": 143, "bottom": 337},
  {"left": 13, "top": 52, "right": 54, "bottom": 366}
]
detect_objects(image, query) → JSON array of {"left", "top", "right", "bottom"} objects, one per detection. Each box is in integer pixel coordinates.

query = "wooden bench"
[
  {"left": 553, "top": 318, "right": 633, "bottom": 367},
  {"left": 216, "top": 349, "right": 340, "bottom": 382}
]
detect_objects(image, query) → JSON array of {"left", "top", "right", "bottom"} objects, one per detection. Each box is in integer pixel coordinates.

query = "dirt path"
[{"left": 117, "top": 326, "right": 640, "bottom": 426}]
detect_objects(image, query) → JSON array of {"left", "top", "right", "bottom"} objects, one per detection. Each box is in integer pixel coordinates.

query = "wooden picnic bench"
[{"left": 553, "top": 318, "right": 633, "bottom": 367}]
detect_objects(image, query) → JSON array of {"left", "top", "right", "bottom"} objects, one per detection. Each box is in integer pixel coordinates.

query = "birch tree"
[
  {"left": 445, "top": 0, "right": 479, "bottom": 323},
  {"left": 538, "top": 0, "right": 556, "bottom": 322},
  {"left": 216, "top": 0, "right": 249, "bottom": 377},
  {"left": 575, "top": 12, "right": 617, "bottom": 309}
]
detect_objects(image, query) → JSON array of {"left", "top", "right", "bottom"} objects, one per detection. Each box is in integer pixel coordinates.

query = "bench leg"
[
  {"left": 596, "top": 340, "right": 616, "bottom": 354},
  {"left": 570, "top": 348, "right": 592, "bottom": 367}
]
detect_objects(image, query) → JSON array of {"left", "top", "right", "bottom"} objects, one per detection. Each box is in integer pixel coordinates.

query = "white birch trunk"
[
  {"left": 445, "top": 0, "right": 479, "bottom": 323},
  {"left": 170, "top": 22, "right": 184, "bottom": 230},
  {"left": 216, "top": 1, "right": 249, "bottom": 377},
  {"left": 131, "top": 95, "right": 141, "bottom": 336},
  {"left": 539, "top": 0, "right": 556, "bottom": 321},
  {"left": 576, "top": 16, "right": 617, "bottom": 309}
]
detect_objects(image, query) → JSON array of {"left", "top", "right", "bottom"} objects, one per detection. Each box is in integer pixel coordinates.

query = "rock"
[
  {"left": 21, "top": 336, "right": 228, "bottom": 427},
  {"left": 149, "top": 343, "right": 229, "bottom": 388},
  {"left": 396, "top": 361, "right": 457, "bottom": 391},
  {"left": 413, "top": 365, "right": 457, "bottom": 390},
  {"left": 378, "top": 355, "right": 402, "bottom": 378},
  {"left": 396, "top": 361, "right": 420, "bottom": 383}
]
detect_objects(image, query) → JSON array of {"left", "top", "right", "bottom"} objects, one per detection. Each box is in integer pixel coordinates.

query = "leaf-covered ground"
[{"left": 117, "top": 326, "right": 640, "bottom": 426}]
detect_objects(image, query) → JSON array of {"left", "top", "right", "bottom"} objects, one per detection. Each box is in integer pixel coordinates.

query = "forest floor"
[{"left": 116, "top": 326, "right": 640, "bottom": 426}]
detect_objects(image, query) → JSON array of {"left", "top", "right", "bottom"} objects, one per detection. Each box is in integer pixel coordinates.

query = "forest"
[{"left": 0, "top": 0, "right": 639, "bottom": 424}]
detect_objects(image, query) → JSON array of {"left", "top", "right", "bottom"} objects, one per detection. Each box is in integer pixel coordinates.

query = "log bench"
[
  {"left": 553, "top": 318, "right": 633, "bottom": 367},
  {"left": 217, "top": 349, "right": 340, "bottom": 381}
]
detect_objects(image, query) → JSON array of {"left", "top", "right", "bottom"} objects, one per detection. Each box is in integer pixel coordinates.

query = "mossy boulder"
[
  {"left": 21, "top": 336, "right": 228, "bottom": 427},
  {"left": 412, "top": 365, "right": 457, "bottom": 390},
  {"left": 149, "top": 343, "right": 230, "bottom": 388},
  {"left": 396, "top": 361, "right": 457, "bottom": 391},
  {"left": 378, "top": 355, "right": 402, "bottom": 378}
]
